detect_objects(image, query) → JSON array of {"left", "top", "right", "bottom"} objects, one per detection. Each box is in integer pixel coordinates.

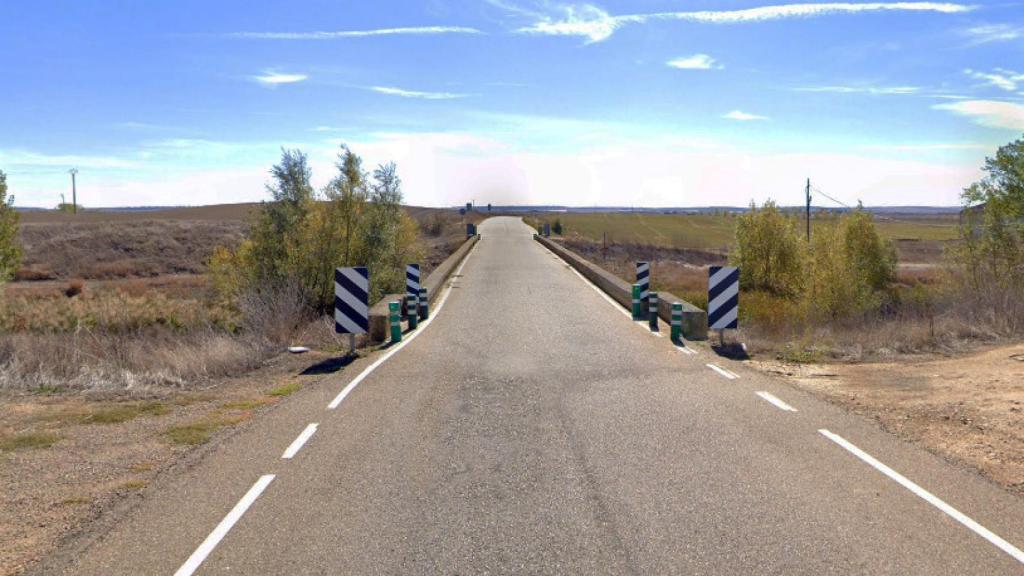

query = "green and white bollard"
[
  {"left": 631, "top": 284, "right": 642, "bottom": 320},
  {"left": 671, "top": 302, "right": 683, "bottom": 343},
  {"left": 389, "top": 301, "right": 402, "bottom": 343},
  {"left": 648, "top": 292, "right": 659, "bottom": 331},
  {"left": 418, "top": 287, "right": 429, "bottom": 320},
  {"left": 406, "top": 294, "right": 418, "bottom": 330}
]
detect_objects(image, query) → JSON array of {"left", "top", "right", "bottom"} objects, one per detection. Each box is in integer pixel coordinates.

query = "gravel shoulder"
[{"left": 755, "top": 342, "right": 1024, "bottom": 494}]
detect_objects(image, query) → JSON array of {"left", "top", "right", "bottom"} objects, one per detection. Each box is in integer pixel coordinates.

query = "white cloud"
[
  {"left": 963, "top": 23, "right": 1023, "bottom": 44},
  {"left": 519, "top": 4, "right": 619, "bottom": 43},
  {"left": 723, "top": 110, "right": 770, "bottom": 121},
  {"left": 369, "top": 86, "right": 468, "bottom": 100},
  {"left": 228, "top": 26, "right": 483, "bottom": 40},
  {"left": 935, "top": 100, "right": 1024, "bottom": 130},
  {"left": 518, "top": 2, "right": 972, "bottom": 43},
  {"left": 251, "top": 71, "right": 308, "bottom": 86},
  {"left": 0, "top": 149, "right": 140, "bottom": 170},
  {"left": 795, "top": 85, "right": 920, "bottom": 95},
  {"left": 964, "top": 68, "right": 1024, "bottom": 92},
  {"left": 667, "top": 54, "right": 721, "bottom": 70}
]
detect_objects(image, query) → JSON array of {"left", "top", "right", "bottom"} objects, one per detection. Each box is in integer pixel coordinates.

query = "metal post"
[
  {"left": 418, "top": 287, "right": 429, "bottom": 320},
  {"left": 69, "top": 168, "right": 78, "bottom": 214},
  {"left": 806, "top": 178, "right": 812, "bottom": 242},
  {"left": 348, "top": 333, "right": 355, "bottom": 355},
  {"left": 406, "top": 294, "right": 418, "bottom": 330},
  {"left": 671, "top": 303, "right": 683, "bottom": 342},
  {"left": 389, "top": 301, "right": 402, "bottom": 343},
  {"left": 631, "top": 284, "right": 642, "bottom": 320},
  {"left": 648, "top": 292, "right": 659, "bottom": 331}
]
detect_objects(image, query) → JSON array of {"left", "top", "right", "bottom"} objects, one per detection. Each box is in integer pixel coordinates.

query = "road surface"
[{"left": 48, "top": 216, "right": 1024, "bottom": 574}]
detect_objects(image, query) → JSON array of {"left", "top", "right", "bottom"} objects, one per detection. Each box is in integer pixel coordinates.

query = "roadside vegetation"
[
  {"left": 0, "top": 145, "right": 471, "bottom": 394},
  {"left": 541, "top": 135, "right": 1024, "bottom": 361}
]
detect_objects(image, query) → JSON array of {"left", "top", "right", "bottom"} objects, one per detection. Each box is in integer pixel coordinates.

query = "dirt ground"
[
  {"left": 0, "top": 349, "right": 350, "bottom": 576},
  {"left": 756, "top": 342, "right": 1024, "bottom": 494}
]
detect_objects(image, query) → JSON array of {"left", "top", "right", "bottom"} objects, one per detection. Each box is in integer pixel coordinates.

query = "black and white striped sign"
[
  {"left": 708, "top": 266, "right": 739, "bottom": 330},
  {"left": 636, "top": 262, "right": 650, "bottom": 303},
  {"left": 406, "top": 264, "right": 420, "bottom": 298},
  {"left": 334, "top": 267, "right": 369, "bottom": 334}
]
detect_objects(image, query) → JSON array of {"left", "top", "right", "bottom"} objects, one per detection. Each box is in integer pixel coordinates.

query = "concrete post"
[
  {"left": 389, "top": 301, "right": 402, "bottom": 343},
  {"left": 648, "top": 292, "right": 659, "bottom": 331},
  {"left": 671, "top": 302, "right": 683, "bottom": 343}
]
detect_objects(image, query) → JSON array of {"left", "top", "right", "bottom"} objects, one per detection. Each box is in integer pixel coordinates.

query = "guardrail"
[{"left": 535, "top": 234, "right": 708, "bottom": 340}]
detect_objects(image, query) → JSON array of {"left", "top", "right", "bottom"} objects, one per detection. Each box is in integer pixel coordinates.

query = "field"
[{"left": 538, "top": 211, "right": 959, "bottom": 252}]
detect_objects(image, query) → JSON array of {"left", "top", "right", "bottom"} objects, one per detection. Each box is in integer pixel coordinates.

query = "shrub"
[
  {"left": 65, "top": 278, "right": 85, "bottom": 298},
  {"left": 553, "top": 218, "right": 563, "bottom": 235},
  {"left": 731, "top": 200, "right": 805, "bottom": 297},
  {"left": 210, "top": 147, "right": 421, "bottom": 326}
]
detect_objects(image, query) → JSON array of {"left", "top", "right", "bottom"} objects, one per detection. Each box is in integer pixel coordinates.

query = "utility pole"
[
  {"left": 68, "top": 168, "right": 78, "bottom": 214},
  {"left": 805, "top": 177, "right": 811, "bottom": 242}
]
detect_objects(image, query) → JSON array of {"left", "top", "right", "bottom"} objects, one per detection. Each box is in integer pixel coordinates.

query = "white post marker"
[
  {"left": 174, "top": 474, "right": 276, "bottom": 576},
  {"left": 819, "top": 429, "right": 1024, "bottom": 566}
]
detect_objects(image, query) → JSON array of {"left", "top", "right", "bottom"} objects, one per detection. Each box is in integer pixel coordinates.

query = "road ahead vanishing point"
[{"left": 52, "top": 217, "right": 1024, "bottom": 575}]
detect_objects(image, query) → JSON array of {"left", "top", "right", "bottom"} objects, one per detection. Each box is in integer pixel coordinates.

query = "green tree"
[
  {"left": 552, "top": 218, "right": 563, "bottom": 235},
  {"left": 0, "top": 170, "right": 22, "bottom": 282},
  {"left": 963, "top": 134, "right": 1024, "bottom": 218},
  {"left": 954, "top": 135, "right": 1024, "bottom": 323},
  {"left": 840, "top": 207, "right": 895, "bottom": 293},
  {"left": 731, "top": 200, "right": 805, "bottom": 297},
  {"left": 326, "top": 145, "right": 367, "bottom": 266},
  {"left": 248, "top": 148, "right": 314, "bottom": 284}
]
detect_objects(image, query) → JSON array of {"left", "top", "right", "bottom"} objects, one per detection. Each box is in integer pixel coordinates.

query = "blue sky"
[{"left": 1, "top": 0, "right": 1022, "bottom": 208}]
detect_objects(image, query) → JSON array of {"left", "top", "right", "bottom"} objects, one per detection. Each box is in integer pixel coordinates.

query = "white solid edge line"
[
  {"left": 281, "top": 423, "right": 318, "bottom": 459},
  {"left": 328, "top": 242, "right": 477, "bottom": 410},
  {"left": 174, "top": 474, "right": 276, "bottom": 576},
  {"left": 564, "top": 260, "right": 633, "bottom": 319},
  {"left": 706, "top": 363, "right": 738, "bottom": 380},
  {"left": 755, "top": 391, "right": 798, "bottom": 412},
  {"left": 677, "top": 346, "right": 697, "bottom": 355},
  {"left": 818, "top": 429, "right": 1024, "bottom": 565}
]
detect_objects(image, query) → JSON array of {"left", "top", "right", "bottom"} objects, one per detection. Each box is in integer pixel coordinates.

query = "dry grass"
[
  {"left": 0, "top": 204, "right": 471, "bottom": 394},
  {"left": 0, "top": 430, "right": 60, "bottom": 451},
  {"left": 0, "top": 329, "right": 274, "bottom": 392},
  {"left": 268, "top": 381, "right": 302, "bottom": 397},
  {"left": 164, "top": 411, "right": 252, "bottom": 446},
  {"left": 17, "top": 219, "right": 248, "bottom": 281},
  {"left": 555, "top": 235, "right": 1016, "bottom": 362}
]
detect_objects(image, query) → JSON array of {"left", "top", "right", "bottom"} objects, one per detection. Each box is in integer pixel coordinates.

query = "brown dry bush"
[{"left": 0, "top": 328, "right": 273, "bottom": 392}]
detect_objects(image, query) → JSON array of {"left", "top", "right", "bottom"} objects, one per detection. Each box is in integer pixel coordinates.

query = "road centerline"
[
  {"left": 173, "top": 474, "right": 276, "bottom": 576},
  {"left": 819, "top": 429, "right": 1024, "bottom": 566}
]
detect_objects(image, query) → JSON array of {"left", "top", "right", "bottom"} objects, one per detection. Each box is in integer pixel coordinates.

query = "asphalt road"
[{"left": 51, "top": 216, "right": 1024, "bottom": 575}]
